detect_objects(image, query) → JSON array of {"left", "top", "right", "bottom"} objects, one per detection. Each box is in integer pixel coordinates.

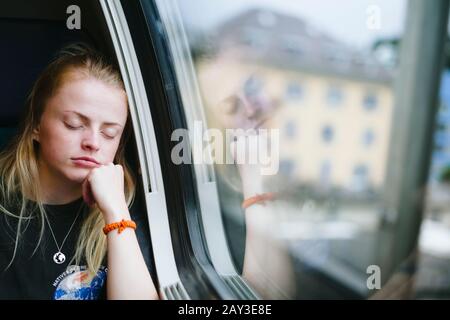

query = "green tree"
[{"left": 440, "top": 165, "right": 450, "bottom": 184}]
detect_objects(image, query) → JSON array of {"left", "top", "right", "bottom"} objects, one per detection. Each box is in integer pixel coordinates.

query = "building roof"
[{"left": 211, "top": 8, "right": 393, "bottom": 83}]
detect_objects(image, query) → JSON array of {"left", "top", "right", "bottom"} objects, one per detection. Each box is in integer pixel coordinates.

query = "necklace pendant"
[{"left": 53, "top": 252, "right": 66, "bottom": 264}]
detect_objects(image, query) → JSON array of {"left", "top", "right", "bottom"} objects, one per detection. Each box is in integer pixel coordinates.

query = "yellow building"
[{"left": 195, "top": 8, "right": 394, "bottom": 193}]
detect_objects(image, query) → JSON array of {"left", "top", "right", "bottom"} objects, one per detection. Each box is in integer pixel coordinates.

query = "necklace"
[{"left": 44, "top": 202, "right": 84, "bottom": 264}]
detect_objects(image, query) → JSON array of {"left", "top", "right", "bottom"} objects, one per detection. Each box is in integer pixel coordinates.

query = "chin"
[{"left": 65, "top": 168, "right": 90, "bottom": 184}]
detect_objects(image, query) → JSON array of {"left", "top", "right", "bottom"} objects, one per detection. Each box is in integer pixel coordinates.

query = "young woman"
[{"left": 0, "top": 43, "right": 158, "bottom": 300}]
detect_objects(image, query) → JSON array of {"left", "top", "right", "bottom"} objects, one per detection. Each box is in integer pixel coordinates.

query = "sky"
[{"left": 177, "top": 0, "right": 408, "bottom": 50}]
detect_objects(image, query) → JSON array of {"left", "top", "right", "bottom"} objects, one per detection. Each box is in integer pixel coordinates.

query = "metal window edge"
[
  {"left": 100, "top": 0, "right": 189, "bottom": 299},
  {"left": 153, "top": 0, "right": 242, "bottom": 280}
]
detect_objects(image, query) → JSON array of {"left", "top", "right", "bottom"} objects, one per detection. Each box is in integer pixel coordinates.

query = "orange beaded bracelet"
[
  {"left": 242, "top": 192, "right": 276, "bottom": 209},
  {"left": 103, "top": 219, "right": 137, "bottom": 235}
]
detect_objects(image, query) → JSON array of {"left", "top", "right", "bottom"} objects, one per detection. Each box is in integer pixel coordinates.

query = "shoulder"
[{"left": 0, "top": 193, "right": 22, "bottom": 250}]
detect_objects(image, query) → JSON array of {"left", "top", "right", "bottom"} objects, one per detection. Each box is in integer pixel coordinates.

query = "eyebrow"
[{"left": 63, "top": 111, "right": 123, "bottom": 127}]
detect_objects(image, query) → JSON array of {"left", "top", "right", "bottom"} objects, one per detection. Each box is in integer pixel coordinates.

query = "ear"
[{"left": 32, "top": 126, "right": 40, "bottom": 143}]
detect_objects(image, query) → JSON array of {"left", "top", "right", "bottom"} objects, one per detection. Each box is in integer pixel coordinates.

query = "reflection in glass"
[{"left": 171, "top": 0, "right": 450, "bottom": 300}]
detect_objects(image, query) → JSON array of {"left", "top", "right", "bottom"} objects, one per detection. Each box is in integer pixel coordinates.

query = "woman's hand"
[
  {"left": 82, "top": 163, "right": 128, "bottom": 222},
  {"left": 230, "top": 134, "right": 266, "bottom": 198}
]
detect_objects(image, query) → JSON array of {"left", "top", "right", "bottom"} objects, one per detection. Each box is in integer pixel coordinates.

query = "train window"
[
  {"left": 3, "top": 0, "right": 449, "bottom": 301},
  {"left": 156, "top": 0, "right": 450, "bottom": 299},
  {"left": 417, "top": 29, "right": 450, "bottom": 300}
]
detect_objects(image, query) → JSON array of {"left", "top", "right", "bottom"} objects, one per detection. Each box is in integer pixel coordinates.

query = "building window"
[
  {"left": 363, "top": 92, "right": 378, "bottom": 110},
  {"left": 326, "top": 85, "right": 344, "bottom": 106},
  {"left": 285, "top": 82, "right": 303, "bottom": 101},
  {"left": 321, "top": 125, "right": 334, "bottom": 143},
  {"left": 279, "top": 159, "right": 295, "bottom": 176},
  {"left": 320, "top": 160, "right": 332, "bottom": 187},
  {"left": 285, "top": 121, "right": 297, "bottom": 138},
  {"left": 351, "top": 164, "right": 369, "bottom": 192},
  {"left": 362, "top": 129, "right": 375, "bottom": 147}
]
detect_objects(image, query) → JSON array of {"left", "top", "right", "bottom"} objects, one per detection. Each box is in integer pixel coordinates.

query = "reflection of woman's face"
[
  {"left": 34, "top": 74, "right": 128, "bottom": 184},
  {"left": 219, "top": 93, "right": 268, "bottom": 130}
]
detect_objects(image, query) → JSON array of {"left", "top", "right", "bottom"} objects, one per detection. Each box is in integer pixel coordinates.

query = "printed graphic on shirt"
[{"left": 53, "top": 265, "right": 107, "bottom": 300}]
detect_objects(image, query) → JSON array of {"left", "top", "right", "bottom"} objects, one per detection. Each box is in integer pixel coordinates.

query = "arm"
[
  {"left": 239, "top": 162, "right": 272, "bottom": 283},
  {"left": 231, "top": 136, "right": 296, "bottom": 299},
  {"left": 103, "top": 206, "right": 158, "bottom": 300},
  {"left": 83, "top": 163, "right": 158, "bottom": 300}
]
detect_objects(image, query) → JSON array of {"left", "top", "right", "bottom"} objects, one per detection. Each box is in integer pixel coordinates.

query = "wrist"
[
  {"left": 237, "top": 165, "right": 265, "bottom": 198},
  {"left": 102, "top": 204, "right": 131, "bottom": 224},
  {"left": 242, "top": 192, "right": 276, "bottom": 210},
  {"left": 241, "top": 176, "right": 265, "bottom": 198},
  {"left": 103, "top": 219, "right": 136, "bottom": 235}
]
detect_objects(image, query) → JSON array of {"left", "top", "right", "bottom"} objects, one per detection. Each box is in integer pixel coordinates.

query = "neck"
[{"left": 37, "top": 160, "right": 82, "bottom": 205}]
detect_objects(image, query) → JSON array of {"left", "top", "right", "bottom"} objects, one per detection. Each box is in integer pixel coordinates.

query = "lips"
[{"left": 72, "top": 157, "right": 100, "bottom": 168}]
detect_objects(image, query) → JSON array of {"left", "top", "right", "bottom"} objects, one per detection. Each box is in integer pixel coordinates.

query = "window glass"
[
  {"left": 285, "top": 81, "right": 304, "bottom": 101},
  {"left": 284, "top": 121, "right": 297, "bottom": 138},
  {"left": 420, "top": 69, "right": 450, "bottom": 298},
  {"left": 173, "top": 0, "right": 450, "bottom": 299},
  {"left": 319, "top": 160, "right": 332, "bottom": 188},
  {"left": 363, "top": 92, "right": 378, "bottom": 110},
  {"left": 279, "top": 159, "right": 296, "bottom": 177},
  {"left": 326, "top": 85, "right": 344, "bottom": 106},
  {"left": 322, "top": 125, "right": 334, "bottom": 143},
  {"left": 362, "top": 129, "right": 375, "bottom": 147}
]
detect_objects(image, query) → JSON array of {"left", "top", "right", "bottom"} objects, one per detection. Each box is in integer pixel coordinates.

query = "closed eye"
[
  {"left": 102, "top": 131, "right": 118, "bottom": 139},
  {"left": 102, "top": 132, "right": 115, "bottom": 139},
  {"left": 102, "top": 127, "right": 120, "bottom": 139},
  {"left": 64, "top": 122, "right": 83, "bottom": 130}
]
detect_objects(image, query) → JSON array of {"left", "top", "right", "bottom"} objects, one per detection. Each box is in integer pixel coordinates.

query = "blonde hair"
[{"left": 0, "top": 43, "right": 135, "bottom": 275}]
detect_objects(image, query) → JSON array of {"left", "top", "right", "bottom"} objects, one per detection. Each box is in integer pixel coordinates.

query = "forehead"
[{"left": 46, "top": 75, "right": 128, "bottom": 124}]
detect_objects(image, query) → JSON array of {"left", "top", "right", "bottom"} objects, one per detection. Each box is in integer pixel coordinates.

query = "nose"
[{"left": 81, "top": 130, "right": 100, "bottom": 152}]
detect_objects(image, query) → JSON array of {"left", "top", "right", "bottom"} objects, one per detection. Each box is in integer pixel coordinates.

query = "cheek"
[
  {"left": 103, "top": 141, "right": 122, "bottom": 162},
  {"left": 38, "top": 126, "right": 73, "bottom": 156},
  {"left": 39, "top": 128, "right": 67, "bottom": 152}
]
